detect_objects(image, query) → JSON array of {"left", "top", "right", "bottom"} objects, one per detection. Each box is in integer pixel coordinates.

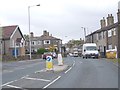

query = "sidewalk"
[{"left": 53, "top": 65, "right": 69, "bottom": 72}]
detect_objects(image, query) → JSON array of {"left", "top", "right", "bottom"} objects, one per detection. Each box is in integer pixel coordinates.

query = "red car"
[{"left": 42, "top": 52, "right": 53, "bottom": 60}]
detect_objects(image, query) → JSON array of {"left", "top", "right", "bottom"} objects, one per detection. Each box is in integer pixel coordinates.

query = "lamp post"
[
  {"left": 81, "top": 27, "right": 86, "bottom": 43},
  {"left": 28, "top": 4, "right": 40, "bottom": 60}
]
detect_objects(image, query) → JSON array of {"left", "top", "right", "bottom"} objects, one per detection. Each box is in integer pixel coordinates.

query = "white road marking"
[
  {"left": 73, "top": 60, "right": 75, "bottom": 67},
  {"left": 2, "top": 75, "right": 30, "bottom": 87},
  {"left": 21, "top": 75, "right": 29, "bottom": 79},
  {"left": 43, "top": 76, "right": 61, "bottom": 89},
  {"left": 35, "top": 69, "right": 46, "bottom": 73},
  {"left": 6, "top": 85, "right": 22, "bottom": 89},
  {"left": 65, "top": 67, "right": 72, "bottom": 74},
  {"left": 3, "top": 70, "right": 13, "bottom": 73},
  {"left": 1, "top": 79, "right": 18, "bottom": 87},
  {"left": 23, "top": 77, "right": 50, "bottom": 82}
]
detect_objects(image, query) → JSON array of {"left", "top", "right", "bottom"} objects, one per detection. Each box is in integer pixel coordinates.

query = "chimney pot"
[{"left": 30, "top": 32, "right": 34, "bottom": 37}]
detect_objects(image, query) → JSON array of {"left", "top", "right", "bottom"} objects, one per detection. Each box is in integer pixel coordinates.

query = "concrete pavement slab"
[{"left": 53, "top": 65, "right": 68, "bottom": 72}]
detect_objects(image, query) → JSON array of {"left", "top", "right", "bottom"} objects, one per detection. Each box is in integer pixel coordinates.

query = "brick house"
[
  {"left": 25, "top": 30, "right": 62, "bottom": 54},
  {"left": 1, "top": 25, "right": 25, "bottom": 57},
  {"left": 85, "top": 10, "right": 119, "bottom": 58}
]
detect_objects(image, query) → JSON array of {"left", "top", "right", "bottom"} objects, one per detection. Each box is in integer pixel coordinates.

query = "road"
[{"left": 1, "top": 57, "right": 118, "bottom": 89}]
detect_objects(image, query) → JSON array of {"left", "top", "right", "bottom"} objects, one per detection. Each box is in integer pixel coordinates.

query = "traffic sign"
[{"left": 46, "top": 56, "right": 53, "bottom": 70}]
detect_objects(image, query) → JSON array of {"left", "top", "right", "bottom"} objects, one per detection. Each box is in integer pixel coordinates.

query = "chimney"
[
  {"left": 43, "top": 30, "right": 49, "bottom": 36},
  {"left": 107, "top": 14, "right": 114, "bottom": 26},
  {"left": 117, "top": 9, "right": 120, "bottom": 22},
  {"left": 47, "top": 32, "right": 49, "bottom": 36},
  {"left": 30, "top": 32, "right": 34, "bottom": 37},
  {"left": 100, "top": 17, "right": 106, "bottom": 28}
]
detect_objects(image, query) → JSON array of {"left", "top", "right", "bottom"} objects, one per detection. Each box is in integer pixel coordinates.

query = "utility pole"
[
  {"left": 81, "top": 27, "right": 86, "bottom": 43},
  {"left": 117, "top": 3, "right": 120, "bottom": 59}
]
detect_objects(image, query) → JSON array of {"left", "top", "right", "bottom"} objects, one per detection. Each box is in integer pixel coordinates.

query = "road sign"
[
  {"left": 46, "top": 56, "right": 53, "bottom": 70},
  {"left": 46, "top": 56, "right": 52, "bottom": 62}
]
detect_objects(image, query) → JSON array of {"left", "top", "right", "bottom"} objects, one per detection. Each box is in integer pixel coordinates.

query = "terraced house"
[
  {"left": 0, "top": 25, "right": 25, "bottom": 57},
  {"left": 85, "top": 10, "right": 120, "bottom": 58}
]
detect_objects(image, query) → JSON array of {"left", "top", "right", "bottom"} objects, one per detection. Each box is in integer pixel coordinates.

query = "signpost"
[{"left": 46, "top": 56, "right": 53, "bottom": 70}]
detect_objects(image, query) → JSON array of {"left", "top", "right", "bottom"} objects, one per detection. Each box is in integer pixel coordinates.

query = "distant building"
[
  {"left": 25, "top": 30, "right": 62, "bottom": 54},
  {"left": 85, "top": 10, "right": 120, "bottom": 58},
  {"left": 0, "top": 25, "right": 25, "bottom": 57}
]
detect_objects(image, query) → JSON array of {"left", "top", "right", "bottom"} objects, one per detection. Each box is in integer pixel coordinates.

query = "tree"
[{"left": 37, "top": 48, "right": 48, "bottom": 54}]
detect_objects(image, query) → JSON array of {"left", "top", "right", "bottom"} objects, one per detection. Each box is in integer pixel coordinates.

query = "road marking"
[
  {"left": 23, "top": 77, "right": 51, "bottom": 82},
  {"left": 2, "top": 75, "right": 30, "bottom": 87},
  {"left": 3, "top": 70, "right": 13, "bottom": 73},
  {"left": 21, "top": 75, "right": 29, "bottom": 79},
  {"left": 73, "top": 60, "right": 75, "bottom": 67},
  {"left": 65, "top": 67, "right": 72, "bottom": 74},
  {"left": 35, "top": 69, "right": 46, "bottom": 73},
  {"left": 43, "top": 76, "right": 61, "bottom": 89},
  {"left": 1, "top": 79, "right": 18, "bottom": 87},
  {"left": 6, "top": 85, "right": 22, "bottom": 89}
]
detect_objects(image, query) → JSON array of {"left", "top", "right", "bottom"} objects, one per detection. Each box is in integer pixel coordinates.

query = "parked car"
[
  {"left": 52, "top": 52, "right": 57, "bottom": 58},
  {"left": 69, "top": 53, "right": 73, "bottom": 57},
  {"left": 42, "top": 52, "right": 53, "bottom": 60},
  {"left": 73, "top": 51, "right": 79, "bottom": 57}
]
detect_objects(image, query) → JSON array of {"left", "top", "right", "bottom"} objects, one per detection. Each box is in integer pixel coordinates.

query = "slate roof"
[
  {"left": 1, "top": 25, "right": 18, "bottom": 39},
  {"left": 1, "top": 25, "right": 24, "bottom": 40}
]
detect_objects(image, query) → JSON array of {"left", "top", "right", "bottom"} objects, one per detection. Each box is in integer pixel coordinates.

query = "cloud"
[{"left": 0, "top": 0, "right": 119, "bottom": 43}]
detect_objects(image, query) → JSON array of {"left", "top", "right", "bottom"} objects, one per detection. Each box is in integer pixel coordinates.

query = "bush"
[{"left": 37, "top": 48, "right": 48, "bottom": 54}]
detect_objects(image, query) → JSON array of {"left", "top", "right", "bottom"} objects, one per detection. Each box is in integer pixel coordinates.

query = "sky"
[{"left": 0, "top": 0, "right": 120, "bottom": 43}]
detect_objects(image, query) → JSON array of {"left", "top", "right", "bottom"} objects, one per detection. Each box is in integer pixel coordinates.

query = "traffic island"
[{"left": 53, "top": 65, "right": 68, "bottom": 72}]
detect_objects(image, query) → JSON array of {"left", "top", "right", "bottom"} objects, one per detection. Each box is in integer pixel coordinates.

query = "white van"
[{"left": 82, "top": 43, "right": 99, "bottom": 59}]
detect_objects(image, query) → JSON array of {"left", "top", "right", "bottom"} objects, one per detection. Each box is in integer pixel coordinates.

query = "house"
[
  {"left": 85, "top": 10, "right": 120, "bottom": 58},
  {"left": 25, "top": 30, "right": 62, "bottom": 54},
  {"left": 0, "top": 25, "right": 25, "bottom": 57}
]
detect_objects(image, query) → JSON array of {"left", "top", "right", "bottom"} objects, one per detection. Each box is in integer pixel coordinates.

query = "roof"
[
  {"left": 1, "top": 25, "right": 18, "bottom": 39},
  {"left": 40, "top": 35, "right": 61, "bottom": 40},
  {"left": 1, "top": 25, "right": 25, "bottom": 40},
  {"left": 29, "top": 35, "right": 61, "bottom": 41},
  {"left": 86, "top": 22, "right": 118, "bottom": 37}
]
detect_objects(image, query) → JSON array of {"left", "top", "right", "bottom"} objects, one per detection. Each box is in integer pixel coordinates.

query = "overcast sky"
[{"left": 0, "top": 0, "right": 120, "bottom": 43}]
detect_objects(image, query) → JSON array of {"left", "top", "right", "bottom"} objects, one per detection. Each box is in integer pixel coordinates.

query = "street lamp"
[
  {"left": 81, "top": 27, "right": 86, "bottom": 42},
  {"left": 28, "top": 4, "right": 40, "bottom": 60}
]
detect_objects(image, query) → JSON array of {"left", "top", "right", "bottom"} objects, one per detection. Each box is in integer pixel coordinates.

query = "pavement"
[{"left": 53, "top": 65, "right": 68, "bottom": 72}]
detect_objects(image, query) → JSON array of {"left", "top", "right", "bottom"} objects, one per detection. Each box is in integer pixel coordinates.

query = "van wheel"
[
  {"left": 83, "top": 57, "right": 84, "bottom": 59},
  {"left": 86, "top": 57, "right": 87, "bottom": 59}
]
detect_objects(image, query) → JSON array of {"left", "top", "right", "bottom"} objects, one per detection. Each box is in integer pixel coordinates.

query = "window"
[
  {"left": 32, "top": 41, "right": 36, "bottom": 45},
  {"left": 108, "top": 30, "right": 112, "bottom": 37},
  {"left": 38, "top": 41, "right": 41, "bottom": 45},
  {"left": 96, "top": 33, "right": 98, "bottom": 40},
  {"left": 44, "top": 40, "right": 50, "bottom": 44},
  {"left": 103, "top": 31, "right": 106, "bottom": 39},
  {"left": 108, "top": 44, "right": 112, "bottom": 50},
  {"left": 112, "top": 28, "right": 116, "bottom": 36},
  {"left": 98, "top": 32, "right": 102, "bottom": 40}
]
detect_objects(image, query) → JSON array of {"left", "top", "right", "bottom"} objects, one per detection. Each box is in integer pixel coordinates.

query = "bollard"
[
  {"left": 46, "top": 56, "right": 53, "bottom": 70},
  {"left": 58, "top": 53, "right": 63, "bottom": 66}
]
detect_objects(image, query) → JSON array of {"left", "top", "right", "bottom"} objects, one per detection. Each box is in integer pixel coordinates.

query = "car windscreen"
[{"left": 86, "top": 46, "right": 97, "bottom": 51}]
